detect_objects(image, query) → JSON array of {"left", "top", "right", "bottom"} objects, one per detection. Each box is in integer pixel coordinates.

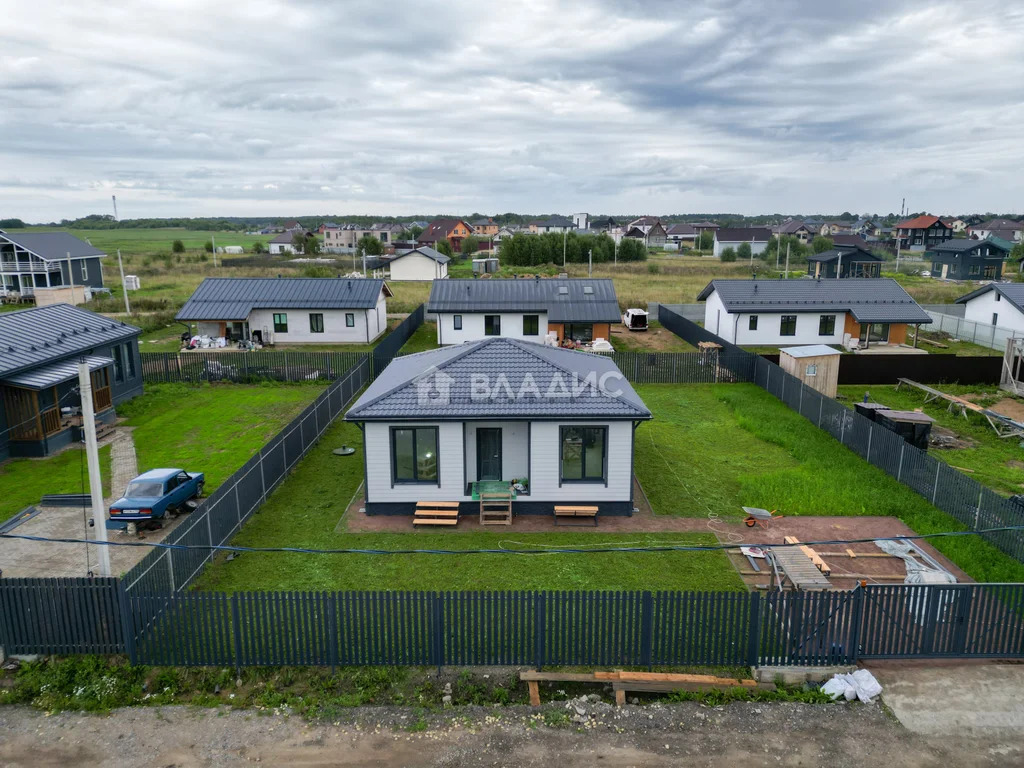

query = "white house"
[
  {"left": 955, "top": 283, "right": 1024, "bottom": 334},
  {"left": 383, "top": 247, "right": 450, "bottom": 281},
  {"left": 697, "top": 277, "right": 932, "bottom": 349},
  {"left": 426, "top": 278, "right": 621, "bottom": 346},
  {"left": 344, "top": 337, "right": 652, "bottom": 517},
  {"left": 268, "top": 232, "right": 300, "bottom": 254},
  {"left": 176, "top": 277, "right": 392, "bottom": 345},
  {"left": 712, "top": 227, "right": 771, "bottom": 258}
]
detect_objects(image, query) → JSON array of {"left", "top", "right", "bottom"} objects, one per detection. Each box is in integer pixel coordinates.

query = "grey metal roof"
[
  {"left": 0, "top": 231, "right": 105, "bottom": 262},
  {"left": 345, "top": 338, "right": 651, "bottom": 421},
  {"left": 697, "top": 278, "right": 932, "bottom": 324},
  {"left": 394, "top": 246, "right": 450, "bottom": 264},
  {"left": 0, "top": 304, "right": 140, "bottom": 378},
  {"left": 955, "top": 283, "right": 1024, "bottom": 314},
  {"left": 1, "top": 355, "right": 113, "bottom": 390},
  {"left": 426, "top": 278, "right": 620, "bottom": 324},
  {"left": 780, "top": 345, "right": 841, "bottom": 359},
  {"left": 715, "top": 227, "right": 772, "bottom": 243},
  {"left": 806, "top": 246, "right": 883, "bottom": 263},
  {"left": 176, "top": 277, "right": 387, "bottom": 321},
  {"left": 929, "top": 238, "right": 1010, "bottom": 255}
]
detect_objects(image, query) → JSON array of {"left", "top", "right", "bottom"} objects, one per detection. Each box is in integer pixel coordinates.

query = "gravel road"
[{"left": 3, "top": 699, "right": 1023, "bottom": 767}]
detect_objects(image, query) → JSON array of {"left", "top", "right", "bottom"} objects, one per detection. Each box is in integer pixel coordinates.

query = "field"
[{"left": 0, "top": 383, "right": 322, "bottom": 524}]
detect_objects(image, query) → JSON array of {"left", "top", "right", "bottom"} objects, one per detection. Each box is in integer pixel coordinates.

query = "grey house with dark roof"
[
  {"left": 0, "top": 304, "right": 142, "bottom": 460},
  {"left": 698, "top": 277, "right": 931, "bottom": 349},
  {"left": 927, "top": 238, "right": 1010, "bottom": 281},
  {"left": 345, "top": 337, "right": 651, "bottom": 516},
  {"left": 806, "top": 244, "right": 885, "bottom": 278},
  {"left": 427, "top": 278, "right": 621, "bottom": 346},
  {"left": 176, "top": 277, "right": 392, "bottom": 344},
  {"left": 0, "top": 230, "right": 107, "bottom": 302}
]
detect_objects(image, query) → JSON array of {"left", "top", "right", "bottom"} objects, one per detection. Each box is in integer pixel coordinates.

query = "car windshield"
[{"left": 124, "top": 481, "right": 164, "bottom": 497}]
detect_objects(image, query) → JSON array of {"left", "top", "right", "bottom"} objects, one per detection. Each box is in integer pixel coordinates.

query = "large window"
[
  {"left": 818, "top": 314, "right": 836, "bottom": 336},
  {"left": 780, "top": 315, "right": 797, "bottom": 336},
  {"left": 984, "top": 265, "right": 997, "bottom": 279},
  {"left": 112, "top": 344, "right": 124, "bottom": 383},
  {"left": 565, "top": 323, "right": 593, "bottom": 342},
  {"left": 453, "top": 314, "right": 463, "bottom": 330},
  {"left": 80, "top": 261, "right": 88, "bottom": 280},
  {"left": 484, "top": 315, "right": 501, "bottom": 335},
  {"left": 560, "top": 426, "right": 607, "bottom": 483},
  {"left": 748, "top": 315, "right": 758, "bottom": 331},
  {"left": 125, "top": 343, "right": 136, "bottom": 379},
  {"left": 523, "top": 314, "right": 539, "bottom": 336},
  {"left": 273, "top": 313, "right": 288, "bottom": 333},
  {"left": 391, "top": 427, "right": 439, "bottom": 484},
  {"left": 345, "top": 312, "right": 355, "bottom": 327},
  {"left": 968, "top": 264, "right": 980, "bottom": 276},
  {"left": 309, "top": 313, "right": 325, "bottom": 333}
]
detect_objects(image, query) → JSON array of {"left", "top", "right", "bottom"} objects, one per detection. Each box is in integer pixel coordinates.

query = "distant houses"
[
  {"left": 0, "top": 230, "right": 107, "bottom": 305},
  {"left": 967, "top": 218, "right": 1022, "bottom": 243},
  {"left": 927, "top": 238, "right": 1010, "bottom": 281},
  {"left": 712, "top": 227, "right": 771, "bottom": 258},
  {"left": 894, "top": 215, "right": 953, "bottom": 252},
  {"left": 806, "top": 243, "right": 885, "bottom": 279},
  {"left": 418, "top": 219, "right": 473, "bottom": 251},
  {"left": 956, "top": 283, "right": 1024, "bottom": 333}
]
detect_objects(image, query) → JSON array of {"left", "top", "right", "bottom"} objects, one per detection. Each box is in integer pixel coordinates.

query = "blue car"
[{"left": 106, "top": 468, "right": 205, "bottom": 531}]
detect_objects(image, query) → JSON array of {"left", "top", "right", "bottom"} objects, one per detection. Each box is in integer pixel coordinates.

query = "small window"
[
  {"left": 993, "top": 313, "right": 999, "bottom": 326},
  {"left": 309, "top": 313, "right": 325, "bottom": 333},
  {"left": 996, "top": 293, "right": 1001, "bottom": 302},
  {"left": 560, "top": 426, "right": 607, "bottom": 482},
  {"left": 818, "top": 314, "right": 836, "bottom": 336},
  {"left": 749, "top": 315, "right": 758, "bottom": 331},
  {"left": 273, "top": 313, "right": 288, "bottom": 333},
  {"left": 112, "top": 344, "right": 124, "bottom": 383},
  {"left": 345, "top": 312, "right": 355, "bottom": 327},
  {"left": 125, "top": 343, "right": 136, "bottom": 378},
  {"left": 583, "top": 286, "right": 594, "bottom": 295},
  {"left": 453, "top": 314, "right": 463, "bottom": 330},
  {"left": 485, "top": 315, "right": 501, "bottom": 335},
  {"left": 558, "top": 286, "right": 569, "bottom": 295},
  {"left": 780, "top": 315, "right": 797, "bottom": 336},
  {"left": 968, "top": 265, "right": 980, "bottom": 276},
  {"left": 523, "top": 314, "right": 539, "bottom": 335},
  {"left": 80, "top": 261, "right": 88, "bottom": 280},
  {"left": 806, "top": 363, "right": 818, "bottom": 377},
  {"left": 392, "top": 427, "right": 439, "bottom": 484}
]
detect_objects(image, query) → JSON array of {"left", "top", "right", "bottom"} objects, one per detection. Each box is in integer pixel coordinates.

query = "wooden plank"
[
  {"left": 528, "top": 680, "right": 541, "bottom": 707},
  {"left": 784, "top": 536, "right": 831, "bottom": 576},
  {"left": 612, "top": 680, "right": 775, "bottom": 694},
  {"left": 520, "top": 671, "right": 598, "bottom": 682},
  {"left": 413, "top": 519, "right": 458, "bottom": 526},
  {"left": 416, "top": 501, "right": 460, "bottom": 508}
]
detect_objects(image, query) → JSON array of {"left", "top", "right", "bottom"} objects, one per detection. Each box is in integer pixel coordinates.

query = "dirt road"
[{"left": 3, "top": 699, "right": 1022, "bottom": 768}]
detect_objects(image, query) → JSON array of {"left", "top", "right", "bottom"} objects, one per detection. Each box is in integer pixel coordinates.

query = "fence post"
[
  {"left": 897, "top": 444, "right": 905, "bottom": 482},
  {"left": 234, "top": 483, "right": 243, "bottom": 525},
  {"left": 163, "top": 354, "right": 171, "bottom": 383},
  {"left": 640, "top": 591, "right": 654, "bottom": 670},
  {"left": 840, "top": 413, "right": 846, "bottom": 444},
  {"left": 798, "top": 382, "right": 803, "bottom": 414},
  {"left": 329, "top": 592, "right": 338, "bottom": 673},
  {"left": 205, "top": 508, "right": 214, "bottom": 564},
  {"left": 284, "top": 351, "right": 290, "bottom": 381},
  {"left": 116, "top": 579, "right": 137, "bottom": 664},
  {"left": 433, "top": 592, "right": 444, "bottom": 673},
  {"left": 866, "top": 428, "right": 873, "bottom": 463},
  {"left": 258, "top": 451, "right": 267, "bottom": 504},
  {"left": 746, "top": 592, "right": 761, "bottom": 667},
  {"left": 781, "top": 375, "right": 785, "bottom": 403},
  {"left": 534, "top": 592, "right": 546, "bottom": 671},
  {"left": 231, "top": 592, "right": 243, "bottom": 672},
  {"left": 848, "top": 586, "right": 864, "bottom": 664},
  {"left": 166, "top": 549, "right": 176, "bottom": 593},
  {"left": 932, "top": 462, "right": 941, "bottom": 504},
  {"left": 818, "top": 397, "right": 823, "bottom": 427}
]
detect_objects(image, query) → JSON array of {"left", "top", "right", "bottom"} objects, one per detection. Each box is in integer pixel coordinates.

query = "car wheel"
[{"left": 195, "top": 481, "right": 205, "bottom": 498}]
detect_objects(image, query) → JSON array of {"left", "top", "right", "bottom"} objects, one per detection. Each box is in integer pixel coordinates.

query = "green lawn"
[
  {"left": 837, "top": 383, "right": 1024, "bottom": 496},
  {"left": 633, "top": 384, "right": 1024, "bottom": 583},
  {"left": 397, "top": 321, "right": 440, "bottom": 354},
  {"left": 0, "top": 447, "right": 112, "bottom": 524},
  {"left": 907, "top": 327, "right": 1000, "bottom": 357},
  {"left": 4, "top": 227, "right": 272, "bottom": 254}
]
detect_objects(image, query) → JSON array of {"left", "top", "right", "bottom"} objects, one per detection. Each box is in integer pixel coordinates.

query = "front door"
[
  {"left": 476, "top": 428, "right": 502, "bottom": 481},
  {"left": 941, "top": 264, "right": 948, "bottom": 279}
]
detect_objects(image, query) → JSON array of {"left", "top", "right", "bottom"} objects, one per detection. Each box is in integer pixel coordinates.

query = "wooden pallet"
[
  {"left": 521, "top": 670, "right": 773, "bottom": 706},
  {"left": 480, "top": 491, "right": 512, "bottom": 525},
  {"left": 414, "top": 501, "right": 460, "bottom": 526}
]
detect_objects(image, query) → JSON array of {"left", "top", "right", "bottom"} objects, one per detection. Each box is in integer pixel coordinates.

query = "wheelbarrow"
[{"left": 742, "top": 506, "right": 784, "bottom": 529}]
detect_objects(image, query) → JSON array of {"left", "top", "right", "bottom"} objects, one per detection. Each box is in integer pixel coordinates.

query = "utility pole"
[
  {"left": 78, "top": 362, "right": 111, "bottom": 578},
  {"left": 563, "top": 228, "right": 567, "bottom": 267},
  {"left": 588, "top": 249, "right": 592, "bottom": 277},
  {"left": 212, "top": 235, "right": 217, "bottom": 268},
  {"left": 784, "top": 242, "right": 790, "bottom": 279},
  {"left": 117, "top": 249, "right": 131, "bottom": 315},
  {"left": 66, "top": 251, "right": 74, "bottom": 303}
]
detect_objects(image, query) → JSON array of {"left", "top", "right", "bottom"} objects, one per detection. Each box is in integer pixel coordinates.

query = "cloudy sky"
[{"left": 3, "top": 0, "right": 1023, "bottom": 221}]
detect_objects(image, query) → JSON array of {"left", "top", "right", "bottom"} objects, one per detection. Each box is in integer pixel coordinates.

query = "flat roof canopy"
[{"left": 1, "top": 355, "right": 113, "bottom": 390}]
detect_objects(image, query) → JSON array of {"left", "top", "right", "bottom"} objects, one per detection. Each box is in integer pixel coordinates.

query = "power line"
[{"left": 2, "top": 525, "right": 1021, "bottom": 557}]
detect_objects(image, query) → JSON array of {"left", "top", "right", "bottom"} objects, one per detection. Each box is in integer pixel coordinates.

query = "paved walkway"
[{"left": 108, "top": 427, "right": 138, "bottom": 499}]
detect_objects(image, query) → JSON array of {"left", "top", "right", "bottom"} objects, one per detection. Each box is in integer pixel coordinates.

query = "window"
[
  {"left": 273, "top": 313, "right": 288, "bottom": 333},
  {"left": 80, "top": 261, "right": 88, "bottom": 280},
  {"left": 565, "top": 323, "right": 593, "bottom": 342},
  {"left": 560, "top": 426, "right": 606, "bottom": 483},
  {"left": 453, "top": 314, "right": 463, "bottom": 330},
  {"left": 993, "top": 313, "right": 999, "bottom": 326},
  {"left": 818, "top": 314, "right": 836, "bottom": 336},
  {"left": 748, "top": 315, "right": 758, "bottom": 331},
  {"left": 309, "top": 313, "right": 325, "bottom": 333},
  {"left": 932, "top": 262, "right": 940, "bottom": 273},
  {"left": 391, "top": 427, "right": 438, "bottom": 484},
  {"left": 345, "top": 312, "right": 355, "bottom": 327},
  {"left": 806, "top": 364, "right": 818, "bottom": 377},
  {"left": 984, "top": 265, "right": 996, "bottom": 279},
  {"left": 968, "top": 265, "right": 980, "bottom": 276},
  {"left": 485, "top": 315, "right": 501, "bottom": 335},
  {"left": 996, "top": 293, "right": 1001, "bottom": 302},
  {"left": 780, "top": 315, "right": 797, "bottom": 336},
  {"left": 523, "top": 314, "right": 539, "bottom": 335},
  {"left": 125, "top": 343, "right": 136, "bottom": 379},
  {"left": 112, "top": 344, "right": 124, "bottom": 383}
]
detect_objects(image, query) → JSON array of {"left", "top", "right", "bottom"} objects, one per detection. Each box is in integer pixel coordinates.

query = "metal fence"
[
  {"left": 926, "top": 310, "right": 1022, "bottom": 351},
  {"left": 658, "top": 305, "right": 1024, "bottom": 564},
  {"left": 4, "top": 581, "right": 1022, "bottom": 665}
]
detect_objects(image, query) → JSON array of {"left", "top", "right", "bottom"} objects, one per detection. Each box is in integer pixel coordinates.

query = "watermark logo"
[
  {"left": 415, "top": 366, "right": 456, "bottom": 407},
  {"left": 414, "top": 368, "right": 625, "bottom": 407}
]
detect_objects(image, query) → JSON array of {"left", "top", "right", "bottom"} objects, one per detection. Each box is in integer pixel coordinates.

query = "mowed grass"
[
  {"left": 0, "top": 447, "right": 112, "bottom": 524},
  {"left": 115, "top": 382, "right": 322, "bottom": 493},
  {"left": 194, "top": 416, "right": 741, "bottom": 593},
  {"left": 633, "top": 384, "right": 1024, "bottom": 583},
  {"left": 6, "top": 227, "right": 273, "bottom": 254},
  {"left": 837, "top": 383, "right": 1024, "bottom": 496}
]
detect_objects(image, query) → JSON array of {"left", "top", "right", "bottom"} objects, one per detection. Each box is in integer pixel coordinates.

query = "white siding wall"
[
  {"left": 364, "top": 422, "right": 466, "bottom": 503},
  {"left": 963, "top": 291, "right": 1024, "bottom": 333},
  {"left": 249, "top": 307, "right": 372, "bottom": 344},
  {"left": 703, "top": 289, "right": 847, "bottom": 346},
  {"left": 389, "top": 253, "right": 448, "bottom": 281},
  {"left": 464, "top": 422, "right": 529, "bottom": 483},
  {"left": 713, "top": 239, "right": 768, "bottom": 258},
  {"left": 529, "top": 421, "right": 633, "bottom": 502},
  {"left": 435, "top": 312, "right": 549, "bottom": 345},
  {"left": 268, "top": 243, "right": 295, "bottom": 254}
]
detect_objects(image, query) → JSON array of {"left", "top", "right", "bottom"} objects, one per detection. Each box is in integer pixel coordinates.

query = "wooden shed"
[{"left": 779, "top": 345, "right": 842, "bottom": 398}]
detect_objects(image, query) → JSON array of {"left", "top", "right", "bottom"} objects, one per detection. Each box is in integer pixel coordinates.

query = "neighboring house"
[
  {"left": 588, "top": 216, "right": 619, "bottom": 232},
  {"left": 176, "top": 277, "right": 392, "bottom": 345},
  {"left": 712, "top": 227, "right": 771, "bottom": 258},
  {"left": 572, "top": 213, "right": 589, "bottom": 230},
  {"left": 830, "top": 234, "right": 871, "bottom": 248},
  {"left": 895, "top": 215, "right": 953, "bottom": 251},
  {"left": 532, "top": 216, "right": 574, "bottom": 234},
  {"left": 624, "top": 218, "right": 667, "bottom": 247},
  {"left": 850, "top": 218, "right": 881, "bottom": 236},
  {"left": 418, "top": 218, "right": 473, "bottom": 251},
  {"left": 317, "top": 222, "right": 340, "bottom": 234},
  {"left": 282, "top": 220, "right": 303, "bottom": 232},
  {"left": 697, "top": 277, "right": 931, "bottom": 348},
  {"left": 470, "top": 218, "right": 499, "bottom": 237},
  {"left": 493, "top": 227, "right": 517, "bottom": 250},
  {"left": 928, "top": 238, "right": 1010, "bottom": 281},
  {"left": 0, "top": 304, "right": 142, "bottom": 460},
  {"left": 383, "top": 247, "right": 450, "bottom": 281},
  {"left": 370, "top": 223, "right": 404, "bottom": 243},
  {"left": 323, "top": 224, "right": 394, "bottom": 251},
  {"left": 955, "top": 283, "right": 1024, "bottom": 332},
  {"left": 0, "top": 230, "right": 106, "bottom": 302},
  {"left": 268, "top": 231, "right": 305, "bottom": 255},
  {"left": 967, "top": 218, "right": 1022, "bottom": 242},
  {"left": 666, "top": 223, "right": 697, "bottom": 246},
  {"left": 344, "top": 337, "right": 652, "bottom": 516},
  {"left": 427, "top": 278, "right": 621, "bottom": 346},
  {"left": 820, "top": 221, "right": 852, "bottom": 236},
  {"left": 774, "top": 219, "right": 813, "bottom": 244},
  {"left": 692, "top": 221, "right": 719, "bottom": 238},
  {"left": 947, "top": 218, "right": 968, "bottom": 233},
  {"left": 806, "top": 244, "right": 885, "bottom": 278}
]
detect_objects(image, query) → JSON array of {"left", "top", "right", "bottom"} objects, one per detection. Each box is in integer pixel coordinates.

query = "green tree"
[
  {"left": 357, "top": 235, "right": 383, "bottom": 256},
  {"left": 737, "top": 242, "right": 752, "bottom": 261},
  {"left": 618, "top": 238, "right": 648, "bottom": 262},
  {"left": 698, "top": 230, "right": 714, "bottom": 251},
  {"left": 435, "top": 239, "right": 454, "bottom": 258},
  {"left": 252, "top": 240, "right": 265, "bottom": 254},
  {"left": 811, "top": 235, "right": 834, "bottom": 254},
  {"left": 719, "top": 247, "right": 737, "bottom": 262},
  {"left": 171, "top": 239, "right": 185, "bottom": 253},
  {"left": 461, "top": 235, "right": 481, "bottom": 256},
  {"left": 304, "top": 234, "right": 322, "bottom": 255},
  {"left": 203, "top": 240, "right": 214, "bottom": 253}
]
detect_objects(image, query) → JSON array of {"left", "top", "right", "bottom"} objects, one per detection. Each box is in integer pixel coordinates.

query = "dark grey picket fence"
[{"left": 3, "top": 581, "right": 1022, "bottom": 666}]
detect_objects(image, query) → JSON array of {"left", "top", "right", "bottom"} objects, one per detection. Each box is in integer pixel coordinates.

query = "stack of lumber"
[{"left": 521, "top": 669, "right": 774, "bottom": 706}]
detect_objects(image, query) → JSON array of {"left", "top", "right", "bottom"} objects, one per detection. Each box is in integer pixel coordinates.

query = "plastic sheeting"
[{"left": 821, "top": 669, "right": 883, "bottom": 703}]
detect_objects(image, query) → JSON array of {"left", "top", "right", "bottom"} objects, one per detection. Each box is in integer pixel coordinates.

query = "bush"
[
  {"left": 737, "top": 242, "right": 752, "bottom": 261},
  {"left": 720, "top": 247, "right": 737, "bottom": 262},
  {"left": 303, "top": 265, "right": 334, "bottom": 278},
  {"left": 171, "top": 239, "right": 185, "bottom": 253},
  {"left": 203, "top": 240, "right": 214, "bottom": 253},
  {"left": 252, "top": 241, "right": 265, "bottom": 254},
  {"left": 647, "top": 263, "right": 660, "bottom": 274}
]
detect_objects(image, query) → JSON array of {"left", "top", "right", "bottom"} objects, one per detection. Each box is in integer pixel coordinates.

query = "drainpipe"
[{"left": 914, "top": 323, "right": 920, "bottom": 349}]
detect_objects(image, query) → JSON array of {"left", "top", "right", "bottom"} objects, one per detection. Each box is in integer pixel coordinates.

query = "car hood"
[{"left": 110, "top": 496, "right": 163, "bottom": 509}]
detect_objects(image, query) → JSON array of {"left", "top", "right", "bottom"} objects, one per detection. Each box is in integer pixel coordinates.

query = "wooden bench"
[
  {"left": 414, "top": 501, "right": 460, "bottom": 526},
  {"left": 520, "top": 670, "right": 773, "bottom": 706},
  {"left": 553, "top": 505, "right": 599, "bottom": 526}
]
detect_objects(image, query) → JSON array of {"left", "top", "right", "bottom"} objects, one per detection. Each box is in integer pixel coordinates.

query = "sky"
[{"left": 2, "top": 0, "right": 1023, "bottom": 222}]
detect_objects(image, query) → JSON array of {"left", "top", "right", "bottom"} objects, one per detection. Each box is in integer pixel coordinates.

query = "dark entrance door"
[{"left": 476, "top": 428, "right": 502, "bottom": 481}]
